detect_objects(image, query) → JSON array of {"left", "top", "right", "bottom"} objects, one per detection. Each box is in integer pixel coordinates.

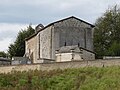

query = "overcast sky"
[{"left": 0, "top": 0, "right": 120, "bottom": 52}]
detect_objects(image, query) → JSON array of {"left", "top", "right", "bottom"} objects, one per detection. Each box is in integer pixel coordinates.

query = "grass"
[{"left": 0, "top": 66, "right": 120, "bottom": 90}]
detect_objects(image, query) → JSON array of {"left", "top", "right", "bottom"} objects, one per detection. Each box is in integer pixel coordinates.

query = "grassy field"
[{"left": 0, "top": 66, "right": 120, "bottom": 90}]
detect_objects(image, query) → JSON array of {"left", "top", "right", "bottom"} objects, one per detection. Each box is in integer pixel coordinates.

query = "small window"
[
  {"left": 78, "top": 43, "right": 80, "bottom": 47},
  {"left": 64, "top": 42, "right": 66, "bottom": 46}
]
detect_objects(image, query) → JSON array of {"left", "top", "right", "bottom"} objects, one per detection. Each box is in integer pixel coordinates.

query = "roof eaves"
[
  {"left": 79, "top": 47, "right": 96, "bottom": 54},
  {"left": 25, "top": 16, "right": 95, "bottom": 41},
  {"left": 25, "top": 33, "right": 38, "bottom": 41},
  {"left": 71, "top": 16, "right": 95, "bottom": 28},
  {"left": 25, "top": 23, "right": 54, "bottom": 41}
]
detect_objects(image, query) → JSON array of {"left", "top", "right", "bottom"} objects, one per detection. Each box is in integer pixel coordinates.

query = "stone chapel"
[{"left": 25, "top": 16, "right": 95, "bottom": 63}]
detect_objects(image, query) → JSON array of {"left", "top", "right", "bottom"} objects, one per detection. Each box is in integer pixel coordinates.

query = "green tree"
[
  {"left": 94, "top": 5, "right": 120, "bottom": 58},
  {"left": 8, "top": 25, "right": 35, "bottom": 58},
  {"left": 0, "top": 51, "right": 7, "bottom": 58},
  {"left": 107, "top": 41, "right": 120, "bottom": 56}
]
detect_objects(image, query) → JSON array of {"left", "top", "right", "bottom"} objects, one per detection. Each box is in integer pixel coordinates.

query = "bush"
[{"left": 0, "top": 66, "right": 120, "bottom": 89}]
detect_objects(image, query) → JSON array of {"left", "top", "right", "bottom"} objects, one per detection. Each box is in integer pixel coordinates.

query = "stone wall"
[
  {"left": 54, "top": 17, "right": 93, "bottom": 51},
  {"left": 82, "top": 49, "right": 95, "bottom": 60},
  {"left": 26, "top": 25, "right": 55, "bottom": 63},
  {"left": 56, "top": 53, "right": 74, "bottom": 62},
  {"left": 25, "top": 17, "right": 94, "bottom": 63},
  {"left": 25, "top": 35, "right": 37, "bottom": 63},
  {"left": 0, "top": 59, "right": 120, "bottom": 73},
  {"left": 39, "top": 25, "right": 54, "bottom": 59}
]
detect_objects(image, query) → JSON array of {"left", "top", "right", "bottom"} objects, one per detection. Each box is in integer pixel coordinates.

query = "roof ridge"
[{"left": 25, "top": 16, "right": 95, "bottom": 41}]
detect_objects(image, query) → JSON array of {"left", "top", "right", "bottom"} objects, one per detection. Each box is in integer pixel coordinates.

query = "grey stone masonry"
[{"left": 25, "top": 16, "right": 95, "bottom": 63}]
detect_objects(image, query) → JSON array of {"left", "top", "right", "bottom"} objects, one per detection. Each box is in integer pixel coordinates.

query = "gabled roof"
[
  {"left": 25, "top": 16, "right": 95, "bottom": 41},
  {"left": 56, "top": 45, "right": 95, "bottom": 54}
]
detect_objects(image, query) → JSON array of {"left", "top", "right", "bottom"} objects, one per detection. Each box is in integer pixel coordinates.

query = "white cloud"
[
  {"left": 0, "top": 23, "right": 28, "bottom": 40},
  {"left": 0, "top": 38, "right": 13, "bottom": 52},
  {"left": 0, "top": 23, "right": 35, "bottom": 52},
  {"left": 0, "top": 23, "right": 27, "bottom": 32},
  {"left": 0, "top": 0, "right": 120, "bottom": 52},
  {"left": 0, "top": 0, "right": 119, "bottom": 24}
]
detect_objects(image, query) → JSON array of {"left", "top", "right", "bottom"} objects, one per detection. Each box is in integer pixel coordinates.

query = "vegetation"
[
  {"left": 0, "top": 66, "right": 120, "bottom": 90},
  {"left": 0, "top": 51, "right": 8, "bottom": 58},
  {"left": 8, "top": 25, "right": 35, "bottom": 58},
  {"left": 94, "top": 5, "right": 120, "bottom": 58}
]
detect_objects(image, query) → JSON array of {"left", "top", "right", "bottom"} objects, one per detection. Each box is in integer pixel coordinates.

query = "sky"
[{"left": 0, "top": 0, "right": 120, "bottom": 52}]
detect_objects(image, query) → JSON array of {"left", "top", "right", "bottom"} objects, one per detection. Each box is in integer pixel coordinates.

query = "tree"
[
  {"left": 94, "top": 5, "right": 120, "bottom": 58},
  {"left": 0, "top": 51, "right": 8, "bottom": 58},
  {"left": 8, "top": 25, "right": 35, "bottom": 58}
]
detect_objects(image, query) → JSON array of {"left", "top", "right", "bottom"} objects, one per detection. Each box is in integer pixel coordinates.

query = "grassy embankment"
[{"left": 0, "top": 66, "right": 120, "bottom": 90}]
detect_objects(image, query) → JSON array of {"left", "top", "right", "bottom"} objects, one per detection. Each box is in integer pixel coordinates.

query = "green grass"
[{"left": 0, "top": 66, "right": 120, "bottom": 90}]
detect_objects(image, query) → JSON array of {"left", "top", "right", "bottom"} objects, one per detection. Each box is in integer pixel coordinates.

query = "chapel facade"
[{"left": 25, "top": 16, "right": 95, "bottom": 63}]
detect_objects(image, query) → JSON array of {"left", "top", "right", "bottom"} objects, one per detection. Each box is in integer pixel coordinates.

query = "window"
[{"left": 64, "top": 42, "right": 66, "bottom": 46}]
